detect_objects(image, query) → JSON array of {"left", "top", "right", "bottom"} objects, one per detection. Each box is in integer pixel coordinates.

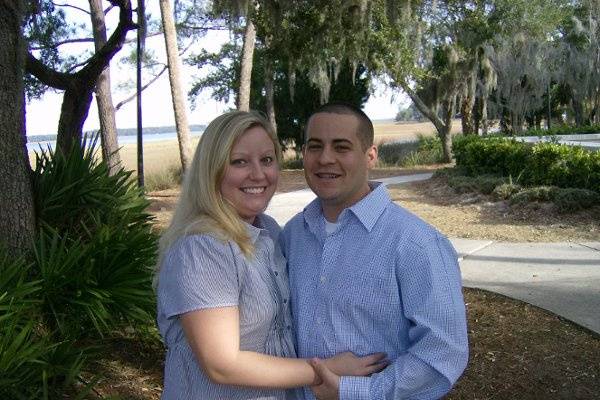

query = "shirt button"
[
  {"left": 274, "top": 271, "right": 278, "bottom": 276},
  {"left": 283, "top": 299, "right": 287, "bottom": 304},
  {"left": 286, "top": 325, "right": 291, "bottom": 330},
  {"left": 320, "top": 276, "right": 326, "bottom": 284}
]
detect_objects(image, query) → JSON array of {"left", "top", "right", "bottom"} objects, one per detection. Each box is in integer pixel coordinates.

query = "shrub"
[
  {"left": 281, "top": 157, "right": 304, "bottom": 170},
  {"left": 517, "top": 123, "right": 600, "bottom": 137},
  {"left": 510, "top": 186, "right": 559, "bottom": 204},
  {"left": 553, "top": 188, "right": 600, "bottom": 213},
  {"left": 492, "top": 183, "right": 522, "bottom": 200},
  {"left": 377, "top": 141, "right": 420, "bottom": 166},
  {"left": 378, "top": 135, "right": 444, "bottom": 167},
  {"left": 452, "top": 135, "right": 600, "bottom": 194},
  {"left": 447, "top": 174, "right": 506, "bottom": 195},
  {"left": 0, "top": 248, "right": 90, "bottom": 399},
  {"left": 145, "top": 164, "right": 183, "bottom": 192},
  {"left": 0, "top": 138, "right": 159, "bottom": 396}
]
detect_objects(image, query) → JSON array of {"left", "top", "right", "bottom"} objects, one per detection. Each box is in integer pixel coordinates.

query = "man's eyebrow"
[
  {"left": 331, "top": 138, "right": 353, "bottom": 146},
  {"left": 306, "top": 138, "right": 323, "bottom": 144}
]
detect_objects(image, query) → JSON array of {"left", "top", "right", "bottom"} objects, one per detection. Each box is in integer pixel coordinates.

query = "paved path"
[{"left": 267, "top": 174, "right": 600, "bottom": 335}]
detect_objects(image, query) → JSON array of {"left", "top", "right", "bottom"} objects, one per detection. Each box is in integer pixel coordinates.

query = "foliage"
[
  {"left": 515, "top": 124, "right": 600, "bottom": 137},
  {"left": 553, "top": 188, "right": 600, "bottom": 213},
  {"left": 378, "top": 135, "right": 444, "bottom": 167},
  {"left": 188, "top": 40, "right": 370, "bottom": 151},
  {"left": 510, "top": 186, "right": 559, "bottom": 204},
  {"left": 395, "top": 103, "right": 425, "bottom": 122},
  {"left": 1, "top": 139, "right": 158, "bottom": 396},
  {"left": 492, "top": 183, "right": 522, "bottom": 200},
  {"left": 145, "top": 164, "right": 184, "bottom": 192},
  {"left": 0, "top": 248, "right": 89, "bottom": 399}
]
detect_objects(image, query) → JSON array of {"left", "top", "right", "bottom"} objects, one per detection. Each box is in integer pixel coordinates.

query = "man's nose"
[{"left": 318, "top": 146, "right": 335, "bottom": 164}]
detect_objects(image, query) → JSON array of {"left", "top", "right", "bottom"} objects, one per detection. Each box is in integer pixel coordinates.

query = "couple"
[{"left": 155, "top": 103, "right": 469, "bottom": 400}]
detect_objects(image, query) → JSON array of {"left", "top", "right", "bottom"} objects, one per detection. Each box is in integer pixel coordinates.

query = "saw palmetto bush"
[
  {"left": 1, "top": 137, "right": 158, "bottom": 397},
  {"left": 0, "top": 249, "right": 88, "bottom": 399}
]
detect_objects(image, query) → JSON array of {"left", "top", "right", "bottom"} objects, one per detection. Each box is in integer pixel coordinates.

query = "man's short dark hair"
[{"left": 305, "top": 102, "right": 374, "bottom": 151}]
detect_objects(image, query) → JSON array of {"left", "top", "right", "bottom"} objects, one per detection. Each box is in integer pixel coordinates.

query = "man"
[{"left": 280, "top": 103, "right": 469, "bottom": 399}]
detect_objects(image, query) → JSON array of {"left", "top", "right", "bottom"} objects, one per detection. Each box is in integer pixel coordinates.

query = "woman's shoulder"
[
  {"left": 258, "top": 213, "right": 282, "bottom": 236},
  {"left": 166, "top": 233, "right": 232, "bottom": 261}
]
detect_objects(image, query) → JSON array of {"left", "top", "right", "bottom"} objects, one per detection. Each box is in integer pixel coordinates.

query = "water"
[{"left": 26, "top": 130, "right": 204, "bottom": 152}]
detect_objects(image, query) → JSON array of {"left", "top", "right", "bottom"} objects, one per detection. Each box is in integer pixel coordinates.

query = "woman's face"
[{"left": 220, "top": 126, "right": 279, "bottom": 224}]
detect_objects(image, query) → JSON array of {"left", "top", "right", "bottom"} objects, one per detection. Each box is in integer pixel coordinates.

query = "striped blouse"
[{"left": 157, "top": 214, "right": 298, "bottom": 399}]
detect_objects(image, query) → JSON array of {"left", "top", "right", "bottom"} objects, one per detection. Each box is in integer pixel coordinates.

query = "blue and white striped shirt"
[
  {"left": 157, "top": 214, "right": 297, "bottom": 400},
  {"left": 280, "top": 183, "right": 468, "bottom": 399}
]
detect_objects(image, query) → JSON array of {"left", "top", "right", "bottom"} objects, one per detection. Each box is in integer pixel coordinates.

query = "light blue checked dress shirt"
[{"left": 280, "top": 183, "right": 468, "bottom": 400}]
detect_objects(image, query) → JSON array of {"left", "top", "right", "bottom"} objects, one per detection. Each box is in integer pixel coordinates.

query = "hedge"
[{"left": 452, "top": 135, "right": 600, "bottom": 194}]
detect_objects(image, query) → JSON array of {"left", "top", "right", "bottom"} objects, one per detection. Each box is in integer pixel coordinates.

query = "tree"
[
  {"left": 188, "top": 39, "right": 370, "bottom": 151},
  {"left": 0, "top": 0, "right": 36, "bottom": 257},
  {"left": 159, "top": 0, "right": 193, "bottom": 172},
  {"left": 90, "top": 0, "right": 122, "bottom": 175},
  {"left": 25, "top": 0, "right": 135, "bottom": 155}
]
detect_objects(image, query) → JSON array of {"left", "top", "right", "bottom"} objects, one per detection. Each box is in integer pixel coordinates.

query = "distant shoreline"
[{"left": 26, "top": 124, "right": 207, "bottom": 144}]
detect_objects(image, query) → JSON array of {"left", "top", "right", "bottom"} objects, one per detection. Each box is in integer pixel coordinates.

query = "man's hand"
[
  {"left": 324, "top": 351, "right": 387, "bottom": 376},
  {"left": 309, "top": 358, "right": 340, "bottom": 400}
]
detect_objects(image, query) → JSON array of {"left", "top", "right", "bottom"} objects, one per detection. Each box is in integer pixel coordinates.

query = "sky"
[{"left": 24, "top": 5, "right": 408, "bottom": 137}]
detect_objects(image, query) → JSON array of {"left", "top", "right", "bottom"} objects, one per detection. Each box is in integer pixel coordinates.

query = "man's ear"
[
  {"left": 301, "top": 143, "right": 306, "bottom": 157},
  {"left": 366, "top": 145, "right": 378, "bottom": 169}
]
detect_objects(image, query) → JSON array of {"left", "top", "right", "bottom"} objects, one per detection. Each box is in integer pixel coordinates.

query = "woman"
[{"left": 155, "top": 111, "right": 385, "bottom": 399}]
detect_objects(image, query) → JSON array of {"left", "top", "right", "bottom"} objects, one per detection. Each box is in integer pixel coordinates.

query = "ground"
[{"left": 90, "top": 166, "right": 600, "bottom": 399}]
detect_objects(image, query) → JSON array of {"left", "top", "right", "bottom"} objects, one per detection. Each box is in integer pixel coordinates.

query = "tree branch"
[
  {"left": 77, "top": 0, "right": 135, "bottom": 84},
  {"left": 30, "top": 37, "right": 94, "bottom": 50},
  {"left": 115, "top": 65, "right": 168, "bottom": 110},
  {"left": 51, "top": 1, "right": 90, "bottom": 15},
  {"left": 25, "top": 52, "right": 71, "bottom": 90}
]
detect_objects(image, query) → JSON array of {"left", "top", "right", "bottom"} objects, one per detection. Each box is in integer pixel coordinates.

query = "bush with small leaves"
[
  {"left": 510, "top": 186, "right": 559, "bottom": 204},
  {"left": 553, "top": 188, "right": 600, "bottom": 213}
]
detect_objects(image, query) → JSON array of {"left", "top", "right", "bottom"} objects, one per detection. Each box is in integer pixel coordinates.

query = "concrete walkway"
[{"left": 266, "top": 174, "right": 600, "bottom": 335}]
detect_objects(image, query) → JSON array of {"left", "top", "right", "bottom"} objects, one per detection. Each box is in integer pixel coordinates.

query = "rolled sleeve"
[{"left": 339, "top": 376, "right": 370, "bottom": 400}]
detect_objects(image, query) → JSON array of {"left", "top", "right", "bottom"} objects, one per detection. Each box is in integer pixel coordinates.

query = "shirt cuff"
[{"left": 339, "top": 376, "right": 370, "bottom": 400}]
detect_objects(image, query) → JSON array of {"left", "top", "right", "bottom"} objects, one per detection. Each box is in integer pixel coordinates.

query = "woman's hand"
[{"left": 323, "top": 351, "right": 387, "bottom": 377}]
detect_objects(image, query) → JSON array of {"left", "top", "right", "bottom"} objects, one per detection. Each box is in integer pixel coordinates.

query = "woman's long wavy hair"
[{"left": 154, "top": 111, "right": 281, "bottom": 284}]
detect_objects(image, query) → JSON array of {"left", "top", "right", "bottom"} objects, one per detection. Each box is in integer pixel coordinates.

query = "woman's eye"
[{"left": 231, "top": 158, "right": 247, "bottom": 165}]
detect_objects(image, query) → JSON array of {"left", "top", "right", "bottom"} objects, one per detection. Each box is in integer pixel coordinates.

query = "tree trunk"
[
  {"left": 264, "top": 57, "right": 277, "bottom": 134},
  {"left": 56, "top": 84, "right": 95, "bottom": 153},
  {"left": 0, "top": 0, "right": 36, "bottom": 257},
  {"left": 26, "top": 0, "right": 134, "bottom": 156},
  {"left": 237, "top": 18, "right": 256, "bottom": 111},
  {"left": 460, "top": 95, "right": 475, "bottom": 135},
  {"left": 159, "top": 0, "right": 192, "bottom": 172},
  {"left": 440, "top": 97, "right": 455, "bottom": 163},
  {"left": 399, "top": 80, "right": 453, "bottom": 162},
  {"left": 473, "top": 96, "right": 481, "bottom": 135},
  {"left": 481, "top": 96, "right": 489, "bottom": 135},
  {"left": 90, "top": 0, "right": 121, "bottom": 175}
]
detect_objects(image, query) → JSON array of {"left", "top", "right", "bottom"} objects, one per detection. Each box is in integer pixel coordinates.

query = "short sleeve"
[{"left": 158, "top": 235, "right": 240, "bottom": 319}]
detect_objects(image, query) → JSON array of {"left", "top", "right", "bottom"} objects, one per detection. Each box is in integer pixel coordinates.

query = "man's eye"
[
  {"left": 307, "top": 144, "right": 322, "bottom": 151},
  {"left": 262, "top": 156, "right": 274, "bottom": 164},
  {"left": 335, "top": 146, "right": 351, "bottom": 152}
]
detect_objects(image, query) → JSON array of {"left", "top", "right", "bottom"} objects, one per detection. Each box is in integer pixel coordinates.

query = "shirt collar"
[
  {"left": 303, "top": 181, "right": 391, "bottom": 234},
  {"left": 243, "top": 213, "right": 267, "bottom": 244}
]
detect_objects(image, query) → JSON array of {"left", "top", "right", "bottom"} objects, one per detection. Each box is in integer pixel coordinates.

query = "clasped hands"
[{"left": 309, "top": 351, "right": 387, "bottom": 400}]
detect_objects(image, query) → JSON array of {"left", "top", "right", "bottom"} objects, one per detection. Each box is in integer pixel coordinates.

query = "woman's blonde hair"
[{"left": 155, "top": 110, "right": 281, "bottom": 282}]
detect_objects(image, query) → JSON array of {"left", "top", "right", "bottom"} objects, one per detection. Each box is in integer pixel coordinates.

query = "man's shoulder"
[{"left": 381, "top": 200, "right": 443, "bottom": 242}]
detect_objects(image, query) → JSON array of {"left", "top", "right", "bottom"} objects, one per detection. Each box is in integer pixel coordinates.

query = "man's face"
[{"left": 302, "top": 112, "right": 377, "bottom": 220}]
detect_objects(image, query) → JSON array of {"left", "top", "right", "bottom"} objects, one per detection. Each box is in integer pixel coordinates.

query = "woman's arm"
[{"left": 180, "top": 306, "right": 386, "bottom": 389}]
